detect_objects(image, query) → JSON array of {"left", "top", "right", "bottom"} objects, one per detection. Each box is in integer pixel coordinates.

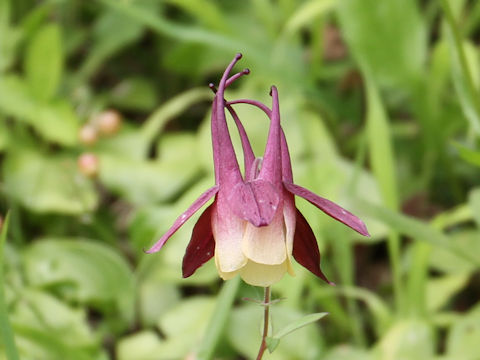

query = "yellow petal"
[
  {"left": 212, "top": 200, "right": 247, "bottom": 272},
  {"left": 242, "top": 208, "right": 287, "bottom": 265},
  {"left": 215, "top": 254, "right": 241, "bottom": 280},
  {"left": 240, "top": 260, "right": 288, "bottom": 287}
]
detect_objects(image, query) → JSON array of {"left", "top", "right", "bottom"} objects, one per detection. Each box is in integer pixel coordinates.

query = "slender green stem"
[
  {"left": 256, "top": 286, "right": 271, "bottom": 360},
  {"left": 440, "top": 0, "right": 480, "bottom": 128}
]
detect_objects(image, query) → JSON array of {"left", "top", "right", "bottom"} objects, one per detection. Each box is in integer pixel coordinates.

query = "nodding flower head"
[{"left": 146, "top": 54, "right": 369, "bottom": 287}]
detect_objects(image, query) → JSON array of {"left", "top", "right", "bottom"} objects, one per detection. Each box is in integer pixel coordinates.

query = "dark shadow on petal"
[
  {"left": 293, "top": 208, "right": 333, "bottom": 284},
  {"left": 182, "top": 203, "right": 215, "bottom": 278}
]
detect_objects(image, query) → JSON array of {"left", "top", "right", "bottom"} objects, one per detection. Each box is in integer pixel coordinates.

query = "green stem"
[
  {"left": 0, "top": 213, "right": 20, "bottom": 360},
  {"left": 256, "top": 286, "right": 271, "bottom": 360}
]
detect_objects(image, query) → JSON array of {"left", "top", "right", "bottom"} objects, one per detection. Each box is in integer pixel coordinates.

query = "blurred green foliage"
[{"left": 0, "top": 0, "right": 480, "bottom": 359}]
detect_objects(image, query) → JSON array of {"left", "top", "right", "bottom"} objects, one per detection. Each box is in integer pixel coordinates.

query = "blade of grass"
[
  {"left": 99, "top": 0, "right": 256, "bottom": 57},
  {"left": 355, "top": 199, "right": 479, "bottom": 266},
  {"left": 440, "top": 0, "right": 480, "bottom": 133},
  {"left": 0, "top": 213, "right": 20, "bottom": 360},
  {"left": 196, "top": 276, "right": 240, "bottom": 360},
  {"left": 364, "top": 73, "right": 404, "bottom": 314}
]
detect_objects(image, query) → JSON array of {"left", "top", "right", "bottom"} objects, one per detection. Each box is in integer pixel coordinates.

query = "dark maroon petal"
[
  {"left": 228, "top": 179, "right": 280, "bottom": 227},
  {"left": 293, "top": 208, "right": 332, "bottom": 284},
  {"left": 182, "top": 203, "right": 215, "bottom": 278},
  {"left": 145, "top": 186, "right": 219, "bottom": 253},
  {"left": 284, "top": 182, "right": 370, "bottom": 237}
]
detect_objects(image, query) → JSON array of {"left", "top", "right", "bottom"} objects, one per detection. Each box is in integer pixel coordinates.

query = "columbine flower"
[{"left": 146, "top": 54, "right": 369, "bottom": 287}]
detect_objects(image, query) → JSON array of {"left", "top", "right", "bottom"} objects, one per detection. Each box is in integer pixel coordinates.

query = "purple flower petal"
[
  {"left": 258, "top": 86, "right": 282, "bottom": 188},
  {"left": 293, "top": 208, "right": 332, "bottom": 284},
  {"left": 214, "top": 54, "right": 244, "bottom": 187},
  {"left": 228, "top": 179, "right": 280, "bottom": 227},
  {"left": 145, "top": 185, "right": 219, "bottom": 253},
  {"left": 284, "top": 182, "right": 370, "bottom": 237},
  {"left": 182, "top": 203, "right": 215, "bottom": 278},
  {"left": 226, "top": 104, "right": 255, "bottom": 180}
]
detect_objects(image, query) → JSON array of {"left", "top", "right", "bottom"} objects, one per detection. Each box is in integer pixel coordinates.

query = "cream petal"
[
  {"left": 283, "top": 193, "right": 296, "bottom": 276},
  {"left": 240, "top": 260, "right": 288, "bottom": 287},
  {"left": 242, "top": 208, "right": 287, "bottom": 265},
  {"left": 215, "top": 254, "right": 241, "bottom": 280},
  {"left": 212, "top": 197, "right": 248, "bottom": 272}
]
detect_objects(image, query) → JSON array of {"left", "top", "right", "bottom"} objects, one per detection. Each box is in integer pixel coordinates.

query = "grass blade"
[
  {"left": 0, "top": 213, "right": 20, "bottom": 360},
  {"left": 196, "top": 276, "right": 240, "bottom": 360}
]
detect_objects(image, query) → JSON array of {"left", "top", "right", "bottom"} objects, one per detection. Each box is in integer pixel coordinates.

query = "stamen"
[
  {"left": 227, "top": 99, "right": 272, "bottom": 117},
  {"left": 226, "top": 68, "right": 250, "bottom": 87},
  {"left": 208, "top": 83, "right": 217, "bottom": 92}
]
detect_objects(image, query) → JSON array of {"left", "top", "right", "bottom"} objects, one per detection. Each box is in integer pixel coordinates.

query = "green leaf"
[
  {"left": 0, "top": 117, "right": 7, "bottom": 151},
  {"left": 454, "top": 142, "right": 480, "bottom": 167},
  {"left": 441, "top": 0, "right": 480, "bottom": 134},
  {"left": 356, "top": 199, "right": 480, "bottom": 266},
  {"left": 314, "top": 285, "right": 392, "bottom": 336},
  {"left": 429, "top": 230, "right": 480, "bottom": 274},
  {"left": 0, "top": 76, "right": 79, "bottom": 145},
  {"left": 11, "top": 290, "right": 98, "bottom": 358},
  {"left": 22, "top": 238, "right": 135, "bottom": 322},
  {"left": 373, "top": 320, "right": 434, "bottom": 360},
  {"left": 0, "top": 213, "right": 20, "bottom": 360},
  {"left": 99, "top": 151, "right": 200, "bottom": 206},
  {"left": 264, "top": 312, "right": 328, "bottom": 354},
  {"left": 3, "top": 150, "right": 97, "bottom": 214},
  {"left": 283, "top": 0, "right": 336, "bottom": 36},
  {"left": 76, "top": 11, "right": 145, "bottom": 82},
  {"left": 468, "top": 187, "right": 480, "bottom": 228},
  {"left": 228, "top": 305, "right": 323, "bottom": 360},
  {"left": 338, "top": 0, "right": 426, "bottom": 88},
  {"left": 24, "top": 23, "right": 63, "bottom": 102},
  {"left": 0, "top": 0, "right": 20, "bottom": 72},
  {"left": 447, "top": 304, "right": 480, "bottom": 360},
  {"left": 108, "top": 77, "right": 157, "bottom": 111},
  {"left": 272, "top": 312, "right": 328, "bottom": 341},
  {"left": 426, "top": 274, "right": 469, "bottom": 313},
  {"left": 100, "top": 0, "right": 250, "bottom": 54},
  {"left": 265, "top": 337, "right": 281, "bottom": 353},
  {"left": 155, "top": 297, "right": 217, "bottom": 358}
]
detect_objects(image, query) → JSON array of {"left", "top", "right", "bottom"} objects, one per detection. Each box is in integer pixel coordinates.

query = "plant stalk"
[{"left": 255, "top": 286, "right": 271, "bottom": 360}]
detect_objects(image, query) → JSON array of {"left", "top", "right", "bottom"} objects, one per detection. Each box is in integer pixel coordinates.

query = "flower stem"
[{"left": 256, "top": 286, "right": 271, "bottom": 360}]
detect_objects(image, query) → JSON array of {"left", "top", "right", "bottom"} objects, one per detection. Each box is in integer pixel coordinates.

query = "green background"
[{"left": 1, "top": 0, "right": 480, "bottom": 359}]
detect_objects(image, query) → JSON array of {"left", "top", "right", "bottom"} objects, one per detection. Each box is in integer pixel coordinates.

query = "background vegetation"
[{"left": 1, "top": 0, "right": 480, "bottom": 359}]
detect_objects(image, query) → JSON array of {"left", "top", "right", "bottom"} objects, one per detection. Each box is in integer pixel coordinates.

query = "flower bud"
[
  {"left": 78, "top": 153, "right": 99, "bottom": 178},
  {"left": 96, "top": 109, "right": 122, "bottom": 136},
  {"left": 79, "top": 124, "right": 98, "bottom": 145}
]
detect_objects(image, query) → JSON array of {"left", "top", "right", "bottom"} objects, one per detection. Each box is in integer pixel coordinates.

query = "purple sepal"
[
  {"left": 284, "top": 182, "right": 370, "bottom": 237},
  {"left": 145, "top": 185, "right": 219, "bottom": 253}
]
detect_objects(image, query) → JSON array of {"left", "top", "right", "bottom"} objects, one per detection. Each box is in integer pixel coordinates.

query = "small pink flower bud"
[
  {"left": 95, "top": 109, "right": 122, "bottom": 136},
  {"left": 78, "top": 124, "right": 98, "bottom": 145},
  {"left": 78, "top": 153, "right": 99, "bottom": 178}
]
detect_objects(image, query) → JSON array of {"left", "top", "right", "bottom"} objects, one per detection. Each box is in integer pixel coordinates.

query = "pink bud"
[
  {"left": 78, "top": 153, "right": 99, "bottom": 177},
  {"left": 95, "top": 110, "right": 122, "bottom": 136},
  {"left": 79, "top": 124, "right": 98, "bottom": 145}
]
